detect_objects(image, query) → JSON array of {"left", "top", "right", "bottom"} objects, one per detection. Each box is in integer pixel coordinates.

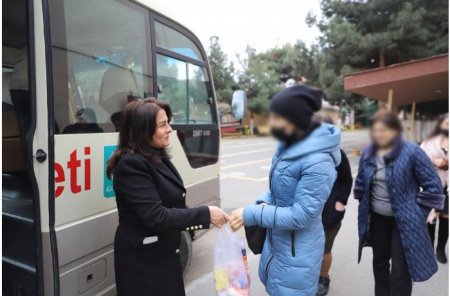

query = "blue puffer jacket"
[
  {"left": 243, "top": 123, "right": 341, "bottom": 296},
  {"left": 354, "top": 139, "right": 445, "bottom": 282}
]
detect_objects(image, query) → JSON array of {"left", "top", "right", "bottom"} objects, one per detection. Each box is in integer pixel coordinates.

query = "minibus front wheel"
[{"left": 180, "top": 231, "right": 192, "bottom": 276}]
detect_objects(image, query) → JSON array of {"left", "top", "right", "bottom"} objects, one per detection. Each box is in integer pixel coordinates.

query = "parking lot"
[{"left": 186, "top": 131, "right": 449, "bottom": 296}]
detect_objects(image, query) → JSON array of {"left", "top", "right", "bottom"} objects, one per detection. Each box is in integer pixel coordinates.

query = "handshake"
[{"left": 208, "top": 206, "right": 245, "bottom": 231}]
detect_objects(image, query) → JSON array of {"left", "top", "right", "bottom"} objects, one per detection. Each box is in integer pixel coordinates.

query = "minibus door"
[{"left": 2, "top": 0, "right": 49, "bottom": 295}]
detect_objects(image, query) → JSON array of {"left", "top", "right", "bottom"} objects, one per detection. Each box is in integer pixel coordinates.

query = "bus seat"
[
  {"left": 99, "top": 66, "right": 139, "bottom": 114},
  {"left": 62, "top": 108, "right": 104, "bottom": 134},
  {"left": 3, "top": 105, "right": 26, "bottom": 172}
]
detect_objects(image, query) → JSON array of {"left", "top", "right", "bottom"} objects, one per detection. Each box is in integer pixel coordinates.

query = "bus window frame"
[{"left": 150, "top": 13, "right": 219, "bottom": 126}]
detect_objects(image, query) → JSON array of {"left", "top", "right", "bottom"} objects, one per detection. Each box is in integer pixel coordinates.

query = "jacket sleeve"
[
  {"left": 335, "top": 151, "right": 353, "bottom": 205},
  {"left": 353, "top": 152, "right": 366, "bottom": 201},
  {"left": 413, "top": 145, "right": 445, "bottom": 210},
  {"left": 243, "top": 161, "right": 335, "bottom": 230},
  {"left": 115, "top": 156, "right": 210, "bottom": 232},
  {"left": 255, "top": 190, "right": 272, "bottom": 205}
]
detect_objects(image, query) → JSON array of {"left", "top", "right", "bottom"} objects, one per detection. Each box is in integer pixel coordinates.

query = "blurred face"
[
  {"left": 370, "top": 121, "right": 399, "bottom": 148},
  {"left": 269, "top": 113, "right": 296, "bottom": 134},
  {"left": 268, "top": 112, "right": 298, "bottom": 143},
  {"left": 152, "top": 109, "right": 172, "bottom": 148}
]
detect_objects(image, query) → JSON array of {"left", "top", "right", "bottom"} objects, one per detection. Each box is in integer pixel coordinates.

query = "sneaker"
[
  {"left": 317, "top": 276, "right": 330, "bottom": 296},
  {"left": 437, "top": 248, "right": 447, "bottom": 264}
]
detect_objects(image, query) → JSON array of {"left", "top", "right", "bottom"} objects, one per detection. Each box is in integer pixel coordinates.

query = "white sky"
[{"left": 153, "top": 0, "right": 322, "bottom": 68}]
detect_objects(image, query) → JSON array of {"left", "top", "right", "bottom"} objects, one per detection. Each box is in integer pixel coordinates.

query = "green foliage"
[
  {"left": 308, "top": 0, "right": 449, "bottom": 108},
  {"left": 207, "top": 36, "right": 236, "bottom": 104},
  {"left": 209, "top": 0, "right": 448, "bottom": 116},
  {"left": 247, "top": 96, "right": 271, "bottom": 116},
  {"left": 236, "top": 43, "right": 317, "bottom": 115}
]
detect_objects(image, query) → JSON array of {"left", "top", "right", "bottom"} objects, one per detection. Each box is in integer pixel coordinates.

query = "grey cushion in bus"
[{"left": 99, "top": 66, "right": 139, "bottom": 114}]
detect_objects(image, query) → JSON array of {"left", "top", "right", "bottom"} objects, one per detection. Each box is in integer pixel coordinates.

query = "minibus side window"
[
  {"left": 155, "top": 22, "right": 204, "bottom": 61},
  {"left": 157, "top": 55, "right": 213, "bottom": 125},
  {"left": 154, "top": 21, "right": 218, "bottom": 168},
  {"left": 49, "top": 0, "right": 152, "bottom": 133}
]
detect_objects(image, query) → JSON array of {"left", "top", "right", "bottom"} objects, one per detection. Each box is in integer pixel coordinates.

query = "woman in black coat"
[
  {"left": 313, "top": 114, "right": 353, "bottom": 296},
  {"left": 107, "top": 98, "right": 229, "bottom": 296}
]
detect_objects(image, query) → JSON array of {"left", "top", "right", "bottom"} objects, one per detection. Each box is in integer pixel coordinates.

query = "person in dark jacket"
[
  {"left": 354, "top": 110, "right": 445, "bottom": 296},
  {"left": 421, "top": 114, "right": 449, "bottom": 263},
  {"left": 106, "top": 98, "right": 229, "bottom": 296},
  {"left": 313, "top": 114, "right": 353, "bottom": 296}
]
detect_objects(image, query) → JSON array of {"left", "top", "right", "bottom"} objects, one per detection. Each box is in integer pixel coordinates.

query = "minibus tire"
[{"left": 180, "top": 231, "right": 192, "bottom": 276}]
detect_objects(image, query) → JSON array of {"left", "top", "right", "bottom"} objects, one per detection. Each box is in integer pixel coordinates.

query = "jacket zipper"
[
  {"left": 270, "top": 153, "right": 296, "bottom": 257},
  {"left": 265, "top": 254, "right": 274, "bottom": 279},
  {"left": 291, "top": 231, "right": 296, "bottom": 257},
  {"left": 268, "top": 155, "right": 283, "bottom": 244},
  {"left": 265, "top": 154, "right": 283, "bottom": 275}
]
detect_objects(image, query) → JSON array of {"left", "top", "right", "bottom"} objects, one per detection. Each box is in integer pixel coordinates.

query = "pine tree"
[
  {"left": 207, "top": 36, "right": 236, "bottom": 104},
  {"left": 308, "top": 0, "right": 448, "bottom": 107}
]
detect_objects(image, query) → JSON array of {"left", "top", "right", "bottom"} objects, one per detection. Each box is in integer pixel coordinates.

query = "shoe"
[
  {"left": 317, "top": 276, "right": 330, "bottom": 296},
  {"left": 437, "top": 248, "right": 447, "bottom": 264}
]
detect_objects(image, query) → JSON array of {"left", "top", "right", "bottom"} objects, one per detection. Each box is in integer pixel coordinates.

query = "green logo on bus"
[{"left": 103, "top": 145, "right": 116, "bottom": 198}]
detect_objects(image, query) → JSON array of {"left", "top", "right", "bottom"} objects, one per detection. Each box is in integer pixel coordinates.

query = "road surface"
[{"left": 185, "top": 130, "right": 449, "bottom": 296}]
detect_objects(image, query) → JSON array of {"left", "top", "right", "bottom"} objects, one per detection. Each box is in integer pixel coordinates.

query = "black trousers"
[{"left": 371, "top": 213, "right": 412, "bottom": 296}]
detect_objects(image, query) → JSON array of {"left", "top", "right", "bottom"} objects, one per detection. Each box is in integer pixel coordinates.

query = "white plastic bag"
[{"left": 213, "top": 225, "right": 250, "bottom": 296}]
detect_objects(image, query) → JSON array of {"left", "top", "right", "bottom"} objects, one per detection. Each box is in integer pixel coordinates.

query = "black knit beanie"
[{"left": 270, "top": 84, "right": 323, "bottom": 130}]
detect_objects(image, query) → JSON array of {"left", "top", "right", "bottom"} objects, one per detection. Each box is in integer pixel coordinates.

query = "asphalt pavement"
[{"left": 185, "top": 130, "right": 449, "bottom": 296}]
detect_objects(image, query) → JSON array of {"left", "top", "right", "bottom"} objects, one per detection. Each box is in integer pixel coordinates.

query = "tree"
[
  {"left": 308, "top": 0, "right": 449, "bottom": 108},
  {"left": 236, "top": 43, "right": 319, "bottom": 115},
  {"left": 236, "top": 45, "right": 281, "bottom": 115},
  {"left": 207, "top": 36, "right": 236, "bottom": 104}
]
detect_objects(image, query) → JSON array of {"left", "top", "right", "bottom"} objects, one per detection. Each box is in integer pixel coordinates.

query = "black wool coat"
[
  {"left": 112, "top": 151, "right": 210, "bottom": 296},
  {"left": 322, "top": 149, "right": 353, "bottom": 231}
]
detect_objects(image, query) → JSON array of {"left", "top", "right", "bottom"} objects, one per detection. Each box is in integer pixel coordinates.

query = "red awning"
[{"left": 344, "top": 54, "right": 448, "bottom": 106}]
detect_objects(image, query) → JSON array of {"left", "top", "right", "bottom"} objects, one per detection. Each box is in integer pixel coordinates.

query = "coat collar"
[
  {"left": 145, "top": 146, "right": 185, "bottom": 191},
  {"left": 363, "top": 137, "right": 404, "bottom": 165},
  {"left": 153, "top": 158, "right": 185, "bottom": 191}
]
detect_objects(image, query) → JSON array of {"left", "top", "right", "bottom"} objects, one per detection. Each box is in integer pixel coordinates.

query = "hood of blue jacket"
[{"left": 277, "top": 123, "right": 341, "bottom": 166}]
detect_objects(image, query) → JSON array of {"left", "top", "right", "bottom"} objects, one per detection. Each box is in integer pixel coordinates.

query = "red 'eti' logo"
[{"left": 55, "top": 147, "right": 91, "bottom": 198}]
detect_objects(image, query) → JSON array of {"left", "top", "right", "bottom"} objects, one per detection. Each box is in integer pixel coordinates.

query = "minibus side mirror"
[{"left": 231, "top": 90, "right": 247, "bottom": 120}]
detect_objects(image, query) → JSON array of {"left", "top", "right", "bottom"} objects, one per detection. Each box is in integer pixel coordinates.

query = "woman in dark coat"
[
  {"left": 354, "top": 111, "right": 444, "bottom": 296},
  {"left": 106, "top": 98, "right": 229, "bottom": 296},
  {"left": 421, "top": 114, "right": 449, "bottom": 263},
  {"left": 314, "top": 114, "right": 353, "bottom": 296}
]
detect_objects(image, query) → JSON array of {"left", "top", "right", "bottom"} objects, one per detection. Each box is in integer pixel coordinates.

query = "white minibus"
[{"left": 2, "top": 0, "right": 245, "bottom": 295}]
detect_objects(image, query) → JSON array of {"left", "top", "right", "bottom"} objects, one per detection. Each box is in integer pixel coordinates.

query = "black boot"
[
  {"left": 437, "top": 217, "right": 448, "bottom": 264},
  {"left": 317, "top": 276, "right": 330, "bottom": 296},
  {"left": 428, "top": 222, "right": 436, "bottom": 248}
]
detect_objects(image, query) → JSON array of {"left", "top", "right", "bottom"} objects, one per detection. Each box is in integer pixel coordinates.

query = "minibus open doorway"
[{"left": 3, "top": 0, "right": 44, "bottom": 295}]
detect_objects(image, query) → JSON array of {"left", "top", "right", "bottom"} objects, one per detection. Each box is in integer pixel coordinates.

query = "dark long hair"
[
  {"left": 106, "top": 98, "right": 172, "bottom": 178},
  {"left": 426, "top": 113, "right": 449, "bottom": 140},
  {"left": 369, "top": 110, "right": 403, "bottom": 133}
]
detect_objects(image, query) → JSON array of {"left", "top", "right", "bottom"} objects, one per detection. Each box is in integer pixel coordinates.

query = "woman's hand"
[
  {"left": 230, "top": 208, "right": 244, "bottom": 231},
  {"left": 335, "top": 201, "right": 346, "bottom": 212},
  {"left": 427, "top": 208, "right": 439, "bottom": 224},
  {"left": 208, "top": 206, "right": 229, "bottom": 228}
]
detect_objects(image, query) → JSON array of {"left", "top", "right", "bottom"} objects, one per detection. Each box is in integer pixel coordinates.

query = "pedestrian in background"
[
  {"left": 354, "top": 111, "right": 444, "bottom": 296},
  {"left": 106, "top": 98, "right": 229, "bottom": 296},
  {"left": 421, "top": 114, "right": 449, "bottom": 263},
  {"left": 229, "top": 85, "right": 342, "bottom": 296},
  {"left": 313, "top": 114, "right": 353, "bottom": 296}
]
